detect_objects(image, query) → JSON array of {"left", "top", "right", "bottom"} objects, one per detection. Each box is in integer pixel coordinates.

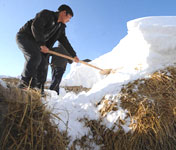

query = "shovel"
[{"left": 47, "top": 50, "right": 112, "bottom": 75}]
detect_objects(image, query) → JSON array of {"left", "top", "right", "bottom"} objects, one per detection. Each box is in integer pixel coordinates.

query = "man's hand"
[
  {"left": 40, "top": 46, "right": 49, "bottom": 53},
  {"left": 73, "top": 56, "right": 79, "bottom": 63}
]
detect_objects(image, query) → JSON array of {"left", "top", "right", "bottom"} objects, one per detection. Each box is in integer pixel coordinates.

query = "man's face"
[{"left": 59, "top": 11, "right": 72, "bottom": 24}]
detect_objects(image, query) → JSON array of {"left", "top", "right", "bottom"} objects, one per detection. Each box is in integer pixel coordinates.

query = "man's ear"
[
  {"left": 63, "top": 10, "right": 67, "bottom": 15},
  {"left": 59, "top": 10, "right": 66, "bottom": 16}
]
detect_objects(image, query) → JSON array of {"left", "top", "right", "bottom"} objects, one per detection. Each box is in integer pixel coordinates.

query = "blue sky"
[{"left": 0, "top": 0, "right": 176, "bottom": 79}]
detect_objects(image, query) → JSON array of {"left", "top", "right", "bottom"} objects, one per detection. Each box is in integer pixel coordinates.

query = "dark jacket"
[
  {"left": 18, "top": 9, "right": 76, "bottom": 57},
  {"left": 51, "top": 44, "right": 73, "bottom": 70}
]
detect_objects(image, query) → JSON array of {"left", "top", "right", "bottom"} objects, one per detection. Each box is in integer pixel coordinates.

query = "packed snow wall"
[{"left": 62, "top": 16, "right": 176, "bottom": 88}]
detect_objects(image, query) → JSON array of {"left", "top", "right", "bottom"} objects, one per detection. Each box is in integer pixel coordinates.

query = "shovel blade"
[{"left": 99, "top": 69, "right": 112, "bottom": 75}]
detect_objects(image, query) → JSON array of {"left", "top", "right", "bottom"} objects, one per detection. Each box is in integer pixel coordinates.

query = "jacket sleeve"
[
  {"left": 31, "top": 10, "right": 49, "bottom": 46},
  {"left": 58, "top": 30, "right": 77, "bottom": 57}
]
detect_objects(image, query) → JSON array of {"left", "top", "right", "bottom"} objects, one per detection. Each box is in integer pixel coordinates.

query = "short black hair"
[{"left": 58, "top": 4, "right": 74, "bottom": 17}]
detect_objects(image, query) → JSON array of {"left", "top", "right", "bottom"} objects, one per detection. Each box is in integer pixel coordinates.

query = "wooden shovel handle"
[
  {"left": 47, "top": 50, "right": 104, "bottom": 71},
  {"left": 79, "top": 60, "right": 104, "bottom": 71},
  {"left": 48, "top": 50, "right": 75, "bottom": 61}
]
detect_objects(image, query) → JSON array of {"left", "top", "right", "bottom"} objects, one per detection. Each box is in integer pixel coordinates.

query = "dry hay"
[
  {"left": 0, "top": 83, "right": 68, "bottom": 150},
  {"left": 1, "top": 78, "right": 20, "bottom": 86},
  {"left": 96, "top": 96, "right": 118, "bottom": 117},
  {"left": 34, "top": 80, "right": 90, "bottom": 94},
  {"left": 78, "top": 66, "right": 176, "bottom": 150},
  {"left": 61, "top": 86, "right": 91, "bottom": 94}
]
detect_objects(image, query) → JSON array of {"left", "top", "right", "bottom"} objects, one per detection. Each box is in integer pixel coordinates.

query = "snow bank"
[
  {"left": 62, "top": 16, "right": 176, "bottom": 88},
  {"left": 47, "top": 16, "right": 176, "bottom": 144},
  {"left": 127, "top": 16, "right": 176, "bottom": 67}
]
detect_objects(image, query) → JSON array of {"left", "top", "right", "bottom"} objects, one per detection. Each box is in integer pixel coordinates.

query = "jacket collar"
[{"left": 54, "top": 12, "right": 59, "bottom": 22}]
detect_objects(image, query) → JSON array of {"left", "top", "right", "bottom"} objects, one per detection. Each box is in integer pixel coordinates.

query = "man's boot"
[{"left": 17, "top": 76, "right": 30, "bottom": 89}]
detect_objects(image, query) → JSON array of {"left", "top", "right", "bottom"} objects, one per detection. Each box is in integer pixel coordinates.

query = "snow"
[
  {"left": 1, "top": 16, "right": 176, "bottom": 148},
  {"left": 44, "top": 16, "right": 176, "bottom": 146},
  {"left": 62, "top": 16, "right": 176, "bottom": 88},
  {"left": 0, "top": 79, "right": 7, "bottom": 88}
]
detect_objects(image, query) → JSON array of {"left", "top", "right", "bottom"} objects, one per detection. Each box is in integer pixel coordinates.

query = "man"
[
  {"left": 49, "top": 44, "right": 73, "bottom": 95},
  {"left": 49, "top": 44, "right": 92, "bottom": 95},
  {"left": 16, "top": 4, "right": 79, "bottom": 91}
]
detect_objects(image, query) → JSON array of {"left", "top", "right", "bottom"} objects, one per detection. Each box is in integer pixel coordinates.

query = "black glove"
[
  {"left": 82, "top": 59, "right": 91, "bottom": 62},
  {"left": 67, "top": 59, "right": 73, "bottom": 64}
]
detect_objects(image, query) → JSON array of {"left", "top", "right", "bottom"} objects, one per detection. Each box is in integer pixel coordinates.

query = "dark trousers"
[
  {"left": 16, "top": 32, "right": 48, "bottom": 87},
  {"left": 49, "top": 67, "right": 65, "bottom": 95}
]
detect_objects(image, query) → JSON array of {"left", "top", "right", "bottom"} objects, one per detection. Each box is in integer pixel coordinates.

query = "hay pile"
[
  {"left": 1, "top": 77, "right": 19, "bottom": 86},
  {"left": 0, "top": 82, "right": 68, "bottom": 150},
  {"left": 79, "top": 66, "right": 176, "bottom": 150},
  {"left": 1, "top": 65, "right": 176, "bottom": 149},
  {"left": 62, "top": 86, "right": 90, "bottom": 94},
  {"left": 38, "top": 80, "right": 90, "bottom": 94}
]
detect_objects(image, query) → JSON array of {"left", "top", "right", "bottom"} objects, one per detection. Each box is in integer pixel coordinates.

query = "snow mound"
[
  {"left": 43, "top": 16, "right": 176, "bottom": 147},
  {"left": 62, "top": 16, "right": 176, "bottom": 88}
]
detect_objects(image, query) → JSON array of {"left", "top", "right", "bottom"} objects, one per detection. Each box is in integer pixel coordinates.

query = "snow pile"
[
  {"left": 0, "top": 79, "right": 7, "bottom": 88},
  {"left": 62, "top": 16, "right": 176, "bottom": 88},
  {"left": 42, "top": 16, "right": 176, "bottom": 145},
  {"left": 126, "top": 16, "right": 176, "bottom": 67}
]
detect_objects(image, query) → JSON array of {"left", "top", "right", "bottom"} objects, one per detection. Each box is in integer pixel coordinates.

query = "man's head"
[
  {"left": 57, "top": 4, "right": 73, "bottom": 24},
  {"left": 58, "top": 4, "right": 73, "bottom": 17}
]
